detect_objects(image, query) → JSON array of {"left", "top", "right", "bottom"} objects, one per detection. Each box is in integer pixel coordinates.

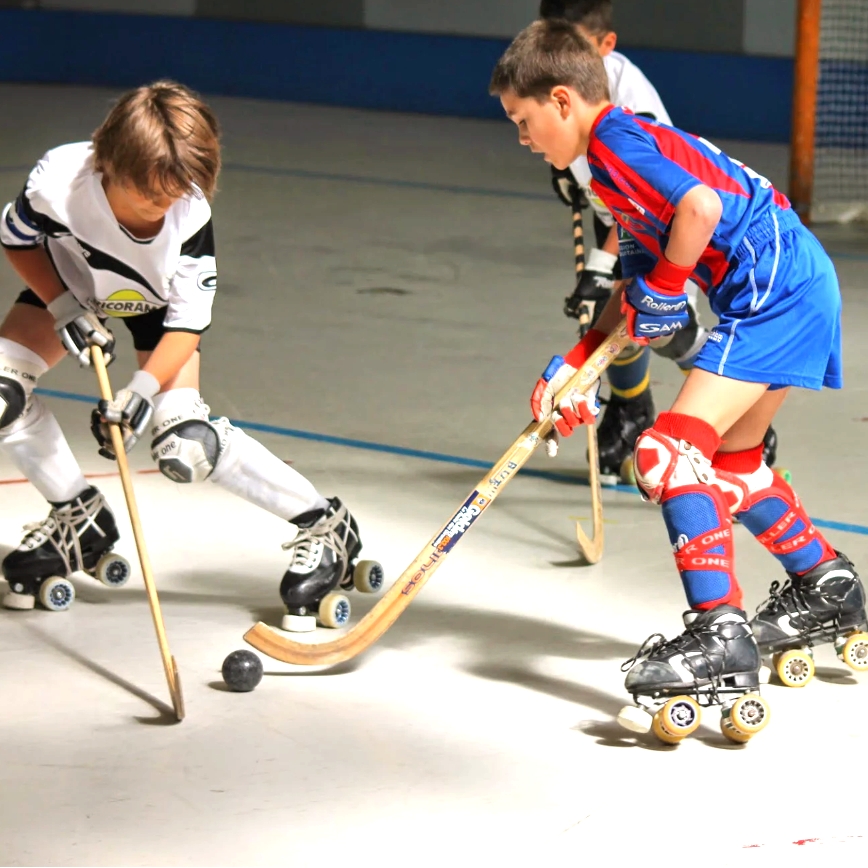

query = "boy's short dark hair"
[
  {"left": 93, "top": 80, "right": 221, "bottom": 201},
  {"left": 489, "top": 19, "right": 609, "bottom": 103},
  {"left": 538, "top": 0, "right": 614, "bottom": 36}
]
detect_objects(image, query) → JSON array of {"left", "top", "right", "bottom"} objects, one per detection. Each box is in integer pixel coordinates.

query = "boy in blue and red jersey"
[{"left": 490, "top": 20, "right": 867, "bottom": 739}]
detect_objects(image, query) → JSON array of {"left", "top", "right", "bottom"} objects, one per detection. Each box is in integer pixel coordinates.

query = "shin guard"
[{"left": 717, "top": 446, "right": 837, "bottom": 575}]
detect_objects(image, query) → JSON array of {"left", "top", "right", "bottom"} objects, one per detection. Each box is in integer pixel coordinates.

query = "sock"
[
  {"left": 209, "top": 425, "right": 329, "bottom": 522},
  {"left": 652, "top": 413, "right": 743, "bottom": 610},
  {"left": 607, "top": 343, "right": 651, "bottom": 400},
  {"left": 718, "top": 446, "right": 837, "bottom": 574},
  {"left": 0, "top": 336, "right": 89, "bottom": 504}
]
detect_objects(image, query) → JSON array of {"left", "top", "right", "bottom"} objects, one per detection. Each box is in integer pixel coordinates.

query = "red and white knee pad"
[{"left": 632, "top": 415, "right": 749, "bottom": 514}]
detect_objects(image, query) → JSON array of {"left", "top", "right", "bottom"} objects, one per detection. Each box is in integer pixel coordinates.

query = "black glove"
[
  {"left": 550, "top": 165, "right": 588, "bottom": 209},
  {"left": 563, "top": 248, "right": 619, "bottom": 332},
  {"left": 91, "top": 370, "right": 159, "bottom": 459},
  {"left": 47, "top": 291, "right": 115, "bottom": 367}
]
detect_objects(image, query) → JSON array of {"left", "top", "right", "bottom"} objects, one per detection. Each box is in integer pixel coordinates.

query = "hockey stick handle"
[
  {"left": 91, "top": 346, "right": 185, "bottom": 721},
  {"left": 244, "top": 318, "right": 630, "bottom": 666}
]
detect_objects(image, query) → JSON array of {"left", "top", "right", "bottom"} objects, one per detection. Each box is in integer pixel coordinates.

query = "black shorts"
[{"left": 16, "top": 289, "right": 200, "bottom": 353}]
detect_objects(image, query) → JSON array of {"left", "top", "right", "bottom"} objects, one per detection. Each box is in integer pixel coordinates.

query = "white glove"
[{"left": 47, "top": 291, "right": 115, "bottom": 366}]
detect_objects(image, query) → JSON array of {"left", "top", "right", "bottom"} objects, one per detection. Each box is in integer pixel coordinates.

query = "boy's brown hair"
[
  {"left": 93, "top": 80, "right": 221, "bottom": 201},
  {"left": 489, "top": 19, "right": 609, "bottom": 103},
  {"left": 538, "top": 0, "right": 614, "bottom": 37}
]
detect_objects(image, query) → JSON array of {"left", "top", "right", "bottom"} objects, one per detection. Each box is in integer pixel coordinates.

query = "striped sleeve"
[{"left": 1, "top": 177, "right": 71, "bottom": 250}]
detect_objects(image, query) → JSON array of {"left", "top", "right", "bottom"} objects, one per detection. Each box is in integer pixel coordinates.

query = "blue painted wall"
[{"left": 0, "top": 8, "right": 793, "bottom": 142}]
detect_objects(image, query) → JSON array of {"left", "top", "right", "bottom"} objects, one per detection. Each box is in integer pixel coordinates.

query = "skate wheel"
[
  {"left": 720, "top": 716, "right": 752, "bottom": 744},
  {"left": 617, "top": 704, "right": 653, "bottom": 734},
  {"left": 94, "top": 553, "right": 131, "bottom": 588},
  {"left": 280, "top": 613, "right": 317, "bottom": 633},
  {"left": 775, "top": 648, "right": 815, "bottom": 688},
  {"left": 317, "top": 592, "right": 351, "bottom": 629},
  {"left": 2, "top": 590, "right": 36, "bottom": 610},
  {"left": 651, "top": 714, "right": 684, "bottom": 745},
  {"left": 39, "top": 577, "right": 75, "bottom": 612},
  {"left": 353, "top": 560, "right": 385, "bottom": 594},
  {"left": 619, "top": 455, "right": 636, "bottom": 486},
  {"left": 758, "top": 664, "right": 771, "bottom": 685},
  {"left": 840, "top": 632, "right": 868, "bottom": 672},
  {"left": 725, "top": 693, "right": 770, "bottom": 738},
  {"left": 773, "top": 467, "right": 792, "bottom": 484},
  {"left": 654, "top": 695, "right": 701, "bottom": 742}
]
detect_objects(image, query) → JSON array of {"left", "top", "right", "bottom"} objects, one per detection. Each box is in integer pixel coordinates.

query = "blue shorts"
[{"left": 696, "top": 209, "right": 843, "bottom": 391}]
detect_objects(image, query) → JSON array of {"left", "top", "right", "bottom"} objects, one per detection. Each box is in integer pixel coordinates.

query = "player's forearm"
[
  {"left": 4, "top": 247, "right": 66, "bottom": 303},
  {"left": 601, "top": 224, "right": 620, "bottom": 256},
  {"left": 663, "top": 186, "right": 722, "bottom": 266},
  {"left": 594, "top": 281, "right": 626, "bottom": 334},
  {"left": 141, "top": 331, "right": 201, "bottom": 387}
]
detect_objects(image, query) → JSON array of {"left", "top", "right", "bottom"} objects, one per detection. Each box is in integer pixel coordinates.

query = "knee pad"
[
  {"left": 633, "top": 426, "right": 749, "bottom": 514},
  {"left": 149, "top": 389, "right": 233, "bottom": 483},
  {"left": 0, "top": 341, "right": 45, "bottom": 433}
]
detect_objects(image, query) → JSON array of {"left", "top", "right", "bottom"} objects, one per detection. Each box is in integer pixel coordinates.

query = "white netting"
[{"left": 812, "top": 0, "right": 868, "bottom": 222}]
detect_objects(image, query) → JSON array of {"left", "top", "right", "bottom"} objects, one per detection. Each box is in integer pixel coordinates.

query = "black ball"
[{"left": 222, "top": 649, "right": 263, "bottom": 692}]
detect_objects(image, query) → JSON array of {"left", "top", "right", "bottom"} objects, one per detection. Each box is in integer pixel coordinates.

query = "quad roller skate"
[
  {"left": 751, "top": 552, "right": 868, "bottom": 688},
  {"left": 279, "top": 496, "right": 384, "bottom": 632},
  {"left": 617, "top": 605, "right": 771, "bottom": 745},
  {"left": 596, "top": 390, "right": 655, "bottom": 487},
  {"left": 2, "top": 486, "right": 130, "bottom": 612}
]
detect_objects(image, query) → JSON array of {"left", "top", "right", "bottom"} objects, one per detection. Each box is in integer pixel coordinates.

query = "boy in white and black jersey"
[
  {"left": 0, "top": 82, "right": 377, "bottom": 629},
  {"left": 539, "top": 0, "right": 778, "bottom": 482}
]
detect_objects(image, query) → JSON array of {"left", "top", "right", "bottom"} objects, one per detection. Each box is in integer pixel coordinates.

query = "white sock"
[
  {"left": 0, "top": 397, "right": 89, "bottom": 504},
  {"left": 210, "top": 426, "right": 328, "bottom": 522}
]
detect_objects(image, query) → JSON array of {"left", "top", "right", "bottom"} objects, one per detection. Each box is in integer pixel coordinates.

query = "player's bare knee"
[
  {"left": 149, "top": 389, "right": 233, "bottom": 483},
  {"left": 633, "top": 423, "right": 749, "bottom": 511}
]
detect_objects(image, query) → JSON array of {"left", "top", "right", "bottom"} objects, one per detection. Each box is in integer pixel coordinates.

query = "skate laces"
[
  {"left": 759, "top": 573, "right": 849, "bottom": 633},
  {"left": 620, "top": 632, "right": 670, "bottom": 672},
  {"left": 19, "top": 490, "right": 107, "bottom": 574},
  {"left": 283, "top": 502, "right": 352, "bottom": 575}
]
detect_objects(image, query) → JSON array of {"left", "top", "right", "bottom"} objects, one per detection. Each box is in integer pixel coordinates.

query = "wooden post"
[{"left": 789, "top": 0, "right": 823, "bottom": 225}]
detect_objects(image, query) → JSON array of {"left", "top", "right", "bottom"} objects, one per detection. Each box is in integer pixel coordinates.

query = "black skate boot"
[
  {"left": 596, "top": 389, "right": 655, "bottom": 486},
  {"left": 617, "top": 605, "right": 770, "bottom": 744},
  {"left": 279, "top": 497, "right": 383, "bottom": 632},
  {"left": 2, "top": 486, "right": 130, "bottom": 612},
  {"left": 750, "top": 552, "right": 868, "bottom": 687}
]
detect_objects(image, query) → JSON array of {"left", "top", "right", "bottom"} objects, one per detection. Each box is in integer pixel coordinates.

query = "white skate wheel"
[
  {"left": 39, "top": 577, "right": 75, "bottom": 612},
  {"left": 2, "top": 590, "right": 36, "bottom": 610},
  {"left": 758, "top": 665, "right": 771, "bottom": 685},
  {"left": 617, "top": 704, "right": 653, "bottom": 734},
  {"left": 317, "top": 592, "right": 351, "bottom": 629},
  {"left": 281, "top": 613, "right": 317, "bottom": 633},
  {"left": 95, "top": 553, "right": 131, "bottom": 588},
  {"left": 353, "top": 560, "right": 385, "bottom": 594}
]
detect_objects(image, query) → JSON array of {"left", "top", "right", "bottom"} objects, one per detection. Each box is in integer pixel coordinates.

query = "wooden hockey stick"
[
  {"left": 572, "top": 203, "right": 604, "bottom": 564},
  {"left": 244, "top": 319, "right": 631, "bottom": 667},
  {"left": 91, "top": 347, "right": 185, "bottom": 721},
  {"left": 576, "top": 311, "right": 604, "bottom": 564}
]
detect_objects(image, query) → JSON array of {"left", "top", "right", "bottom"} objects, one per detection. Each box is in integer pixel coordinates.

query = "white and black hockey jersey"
[
  {"left": 1, "top": 142, "right": 216, "bottom": 333},
  {"left": 572, "top": 51, "right": 672, "bottom": 227}
]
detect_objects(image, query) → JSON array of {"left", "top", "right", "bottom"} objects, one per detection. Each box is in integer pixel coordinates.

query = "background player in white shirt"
[
  {"left": 539, "top": 0, "right": 778, "bottom": 483},
  {"left": 0, "top": 81, "right": 379, "bottom": 628}
]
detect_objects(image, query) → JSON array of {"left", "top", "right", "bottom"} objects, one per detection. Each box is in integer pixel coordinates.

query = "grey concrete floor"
[{"left": 0, "top": 84, "right": 867, "bottom": 866}]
